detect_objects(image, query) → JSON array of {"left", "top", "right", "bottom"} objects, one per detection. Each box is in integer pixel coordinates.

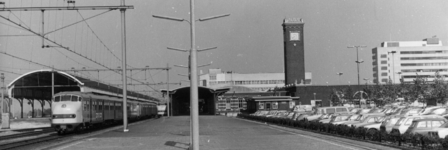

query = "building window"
[
  {"left": 381, "top": 61, "right": 387, "bottom": 64},
  {"left": 381, "top": 79, "right": 388, "bottom": 82},
  {"left": 380, "top": 54, "right": 387, "bottom": 58},
  {"left": 381, "top": 67, "right": 387, "bottom": 70},
  {"left": 259, "top": 103, "right": 264, "bottom": 109},
  {"left": 209, "top": 75, "right": 216, "bottom": 80},
  {"left": 381, "top": 73, "right": 388, "bottom": 76},
  {"left": 272, "top": 102, "right": 278, "bottom": 109}
]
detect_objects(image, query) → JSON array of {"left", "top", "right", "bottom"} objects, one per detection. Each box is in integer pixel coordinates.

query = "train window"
[
  {"left": 71, "top": 96, "right": 78, "bottom": 102},
  {"left": 99, "top": 101, "right": 103, "bottom": 111},
  {"left": 54, "top": 96, "right": 61, "bottom": 102},
  {"left": 61, "top": 95, "right": 71, "bottom": 101},
  {"left": 78, "top": 97, "right": 82, "bottom": 101}
]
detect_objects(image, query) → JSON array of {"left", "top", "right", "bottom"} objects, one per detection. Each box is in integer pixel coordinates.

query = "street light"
[
  {"left": 363, "top": 78, "right": 369, "bottom": 87},
  {"left": 336, "top": 72, "right": 343, "bottom": 85},
  {"left": 388, "top": 51, "right": 397, "bottom": 83},
  {"left": 153, "top": 4, "right": 229, "bottom": 149},
  {"left": 348, "top": 45, "right": 367, "bottom": 85}
]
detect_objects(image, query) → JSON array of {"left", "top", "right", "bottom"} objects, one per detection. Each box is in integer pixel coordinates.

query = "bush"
[{"left": 240, "top": 115, "right": 446, "bottom": 149}]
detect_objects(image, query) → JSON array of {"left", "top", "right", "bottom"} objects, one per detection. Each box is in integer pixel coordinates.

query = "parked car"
[
  {"left": 357, "top": 115, "right": 387, "bottom": 130},
  {"left": 426, "top": 108, "right": 447, "bottom": 116},
  {"left": 328, "top": 114, "right": 352, "bottom": 124},
  {"left": 343, "top": 114, "right": 385, "bottom": 127},
  {"left": 316, "top": 114, "right": 335, "bottom": 123},
  {"left": 315, "top": 106, "right": 350, "bottom": 115},
  {"left": 419, "top": 106, "right": 442, "bottom": 115},
  {"left": 332, "top": 114, "right": 361, "bottom": 125},
  {"left": 391, "top": 115, "right": 444, "bottom": 135},
  {"left": 404, "top": 118, "right": 447, "bottom": 135},
  {"left": 427, "top": 122, "right": 448, "bottom": 139},
  {"left": 356, "top": 109, "right": 372, "bottom": 114},
  {"left": 380, "top": 116, "right": 402, "bottom": 133}
]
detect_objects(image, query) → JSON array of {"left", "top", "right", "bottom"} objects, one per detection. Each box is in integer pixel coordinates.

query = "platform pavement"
[{"left": 43, "top": 116, "right": 399, "bottom": 150}]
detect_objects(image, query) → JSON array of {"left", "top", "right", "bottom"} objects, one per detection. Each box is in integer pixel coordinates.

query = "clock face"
[{"left": 290, "top": 32, "right": 300, "bottom": 41}]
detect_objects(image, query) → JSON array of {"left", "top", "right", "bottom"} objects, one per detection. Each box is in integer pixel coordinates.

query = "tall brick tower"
[{"left": 282, "top": 18, "right": 305, "bottom": 85}]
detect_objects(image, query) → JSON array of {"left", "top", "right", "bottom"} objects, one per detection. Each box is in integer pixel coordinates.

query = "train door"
[{"left": 83, "top": 96, "right": 89, "bottom": 123}]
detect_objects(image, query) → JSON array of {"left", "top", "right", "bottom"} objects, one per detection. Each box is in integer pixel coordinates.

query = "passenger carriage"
[{"left": 51, "top": 91, "right": 157, "bottom": 134}]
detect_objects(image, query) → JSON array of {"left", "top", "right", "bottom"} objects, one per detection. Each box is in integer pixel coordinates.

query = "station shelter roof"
[
  {"left": 7, "top": 69, "right": 159, "bottom": 103},
  {"left": 249, "top": 96, "right": 300, "bottom": 102},
  {"left": 161, "top": 86, "right": 230, "bottom": 97}
]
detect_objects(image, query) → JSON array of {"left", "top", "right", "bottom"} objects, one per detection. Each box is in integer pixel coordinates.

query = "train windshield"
[
  {"left": 54, "top": 95, "right": 81, "bottom": 102},
  {"left": 54, "top": 96, "right": 61, "bottom": 102}
]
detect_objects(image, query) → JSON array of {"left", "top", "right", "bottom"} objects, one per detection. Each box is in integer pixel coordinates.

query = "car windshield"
[
  {"left": 348, "top": 115, "right": 359, "bottom": 121},
  {"left": 395, "top": 117, "right": 406, "bottom": 126}
]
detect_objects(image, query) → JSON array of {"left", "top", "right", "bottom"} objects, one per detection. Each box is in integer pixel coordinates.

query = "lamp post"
[
  {"left": 363, "top": 78, "right": 369, "bottom": 88},
  {"left": 348, "top": 45, "right": 366, "bottom": 85},
  {"left": 388, "top": 51, "right": 396, "bottom": 83},
  {"left": 336, "top": 72, "right": 343, "bottom": 85},
  {"left": 153, "top": 4, "right": 229, "bottom": 149}
]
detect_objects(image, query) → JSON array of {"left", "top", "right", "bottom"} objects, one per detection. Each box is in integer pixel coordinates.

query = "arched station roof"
[
  {"left": 161, "top": 86, "right": 230, "bottom": 96},
  {"left": 7, "top": 69, "right": 159, "bottom": 102}
]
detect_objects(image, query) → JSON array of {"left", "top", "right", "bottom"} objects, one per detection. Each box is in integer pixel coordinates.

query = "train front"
[{"left": 51, "top": 93, "right": 83, "bottom": 133}]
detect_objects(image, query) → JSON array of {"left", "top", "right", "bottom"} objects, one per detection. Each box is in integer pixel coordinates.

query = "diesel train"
[{"left": 51, "top": 91, "right": 158, "bottom": 134}]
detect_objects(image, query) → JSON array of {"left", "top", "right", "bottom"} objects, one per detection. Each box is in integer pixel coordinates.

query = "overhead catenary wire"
[{"left": 0, "top": 5, "right": 162, "bottom": 97}]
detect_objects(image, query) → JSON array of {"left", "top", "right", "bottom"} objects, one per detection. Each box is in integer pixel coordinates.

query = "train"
[{"left": 51, "top": 91, "right": 158, "bottom": 134}]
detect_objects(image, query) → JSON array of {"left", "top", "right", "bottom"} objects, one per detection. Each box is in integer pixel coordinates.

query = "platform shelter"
[
  {"left": 162, "top": 86, "right": 229, "bottom": 116},
  {"left": 7, "top": 69, "right": 159, "bottom": 118}
]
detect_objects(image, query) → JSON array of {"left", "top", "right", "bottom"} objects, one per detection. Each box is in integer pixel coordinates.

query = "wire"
[{"left": 77, "top": 10, "right": 121, "bottom": 63}]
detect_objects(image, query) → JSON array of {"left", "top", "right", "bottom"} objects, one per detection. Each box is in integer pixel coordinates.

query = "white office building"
[
  {"left": 372, "top": 37, "right": 448, "bottom": 84},
  {"left": 199, "top": 68, "right": 312, "bottom": 92}
]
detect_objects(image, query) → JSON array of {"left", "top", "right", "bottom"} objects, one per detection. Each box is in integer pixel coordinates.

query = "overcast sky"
[{"left": 1, "top": 0, "right": 448, "bottom": 97}]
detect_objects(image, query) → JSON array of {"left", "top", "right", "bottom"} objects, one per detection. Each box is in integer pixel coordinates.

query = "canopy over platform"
[
  {"left": 161, "top": 86, "right": 230, "bottom": 116},
  {"left": 7, "top": 69, "right": 159, "bottom": 103}
]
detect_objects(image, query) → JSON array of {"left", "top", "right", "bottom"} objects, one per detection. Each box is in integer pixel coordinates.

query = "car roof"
[{"left": 413, "top": 118, "right": 447, "bottom": 122}]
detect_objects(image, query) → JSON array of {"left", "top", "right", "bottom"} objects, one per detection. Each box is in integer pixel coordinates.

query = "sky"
[{"left": 1, "top": 0, "right": 448, "bottom": 99}]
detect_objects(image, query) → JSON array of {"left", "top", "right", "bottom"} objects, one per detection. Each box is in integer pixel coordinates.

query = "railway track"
[
  {"left": 0, "top": 127, "right": 58, "bottom": 150},
  {"left": 0, "top": 134, "right": 61, "bottom": 150},
  {"left": 0, "top": 127, "right": 54, "bottom": 141}
]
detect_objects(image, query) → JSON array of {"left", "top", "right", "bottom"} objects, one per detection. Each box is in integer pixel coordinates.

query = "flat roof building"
[
  {"left": 372, "top": 37, "right": 448, "bottom": 84},
  {"left": 199, "top": 68, "right": 312, "bottom": 92}
]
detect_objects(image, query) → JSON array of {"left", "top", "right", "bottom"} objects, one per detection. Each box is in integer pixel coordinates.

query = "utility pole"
[
  {"left": 120, "top": 0, "right": 129, "bottom": 132},
  {"left": 348, "top": 45, "right": 366, "bottom": 85},
  {"left": 166, "top": 63, "right": 170, "bottom": 117},
  {"left": 0, "top": 0, "right": 134, "bottom": 133},
  {"left": 153, "top": 1, "right": 229, "bottom": 148}
]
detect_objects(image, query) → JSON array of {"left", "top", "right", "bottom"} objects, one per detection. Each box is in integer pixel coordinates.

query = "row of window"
[
  {"left": 401, "top": 57, "right": 448, "bottom": 60},
  {"left": 209, "top": 80, "right": 285, "bottom": 85},
  {"left": 401, "top": 50, "right": 448, "bottom": 54},
  {"left": 402, "top": 63, "right": 448, "bottom": 66},
  {"left": 259, "top": 102, "right": 279, "bottom": 110},
  {"left": 402, "top": 69, "right": 448, "bottom": 73}
]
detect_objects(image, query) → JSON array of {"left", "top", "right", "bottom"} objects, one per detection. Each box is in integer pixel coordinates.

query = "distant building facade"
[
  {"left": 372, "top": 37, "right": 448, "bottom": 84},
  {"left": 199, "top": 68, "right": 312, "bottom": 92}
]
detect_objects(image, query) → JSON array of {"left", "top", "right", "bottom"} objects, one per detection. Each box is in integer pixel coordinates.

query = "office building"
[{"left": 372, "top": 37, "right": 448, "bottom": 84}]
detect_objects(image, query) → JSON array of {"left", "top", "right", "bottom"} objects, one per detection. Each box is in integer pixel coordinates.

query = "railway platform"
[{"left": 37, "top": 116, "right": 398, "bottom": 150}]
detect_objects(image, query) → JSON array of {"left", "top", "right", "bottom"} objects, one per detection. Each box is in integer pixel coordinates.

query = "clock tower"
[{"left": 283, "top": 18, "right": 305, "bottom": 85}]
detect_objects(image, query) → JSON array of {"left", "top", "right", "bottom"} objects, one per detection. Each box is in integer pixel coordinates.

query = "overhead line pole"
[
  {"left": 189, "top": 0, "right": 200, "bottom": 149},
  {"left": 166, "top": 63, "right": 170, "bottom": 117},
  {"left": 120, "top": 0, "right": 129, "bottom": 132}
]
